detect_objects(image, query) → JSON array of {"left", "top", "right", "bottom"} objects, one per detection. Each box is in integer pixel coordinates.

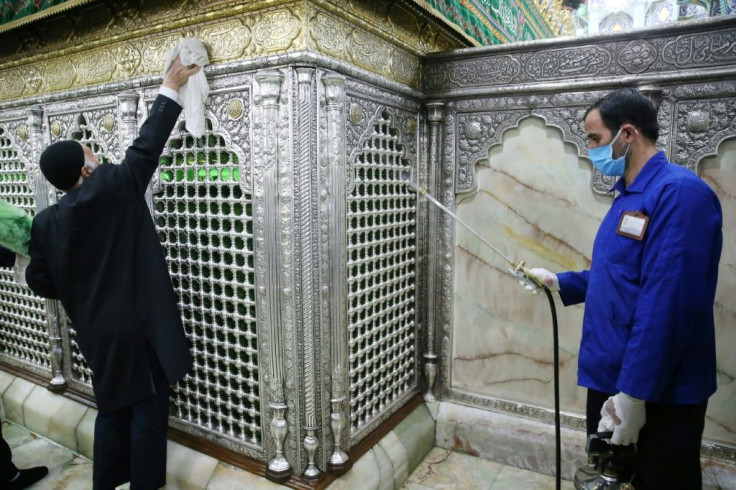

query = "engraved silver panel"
[{"left": 346, "top": 110, "right": 417, "bottom": 438}]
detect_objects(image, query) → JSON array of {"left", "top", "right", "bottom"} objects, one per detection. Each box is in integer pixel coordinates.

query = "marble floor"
[
  {"left": 401, "top": 447, "right": 574, "bottom": 490},
  {"left": 4, "top": 419, "right": 573, "bottom": 489}
]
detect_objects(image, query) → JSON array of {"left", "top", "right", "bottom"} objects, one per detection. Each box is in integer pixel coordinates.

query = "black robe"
[{"left": 26, "top": 94, "right": 192, "bottom": 412}]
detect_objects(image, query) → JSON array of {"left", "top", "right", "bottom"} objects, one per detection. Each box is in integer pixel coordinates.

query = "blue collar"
[{"left": 612, "top": 151, "right": 668, "bottom": 195}]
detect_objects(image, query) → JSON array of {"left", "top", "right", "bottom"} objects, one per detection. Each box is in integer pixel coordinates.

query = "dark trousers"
[
  {"left": 586, "top": 388, "right": 707, "bottom": 490},
  {"left": 93, "top": 347, "right": 170, "bottom": 490},
  {"left": 0, "top": 423, "right": 18, "bottom": 482}
]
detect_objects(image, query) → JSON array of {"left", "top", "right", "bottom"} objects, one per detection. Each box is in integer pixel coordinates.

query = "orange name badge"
[{"left": 616, "top": 211, "right": 649, "bottom": 240}]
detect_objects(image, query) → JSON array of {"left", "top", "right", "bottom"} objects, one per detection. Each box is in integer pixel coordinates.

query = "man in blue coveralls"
[{"left": 529, "top": 88, "right": 723, "bottom": 489}]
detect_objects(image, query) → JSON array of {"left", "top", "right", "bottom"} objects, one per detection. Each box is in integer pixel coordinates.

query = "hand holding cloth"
[{"left": 164, "top": 38, "right": 210, "bottom": 138}]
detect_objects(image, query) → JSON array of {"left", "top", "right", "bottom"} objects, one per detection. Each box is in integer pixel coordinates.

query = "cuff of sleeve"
[
  {"left": 158, "top": 86, "right": 179, "bottom": 104},
  {"left": 620, "top": 392, "right": 644, "bottom": 403}
]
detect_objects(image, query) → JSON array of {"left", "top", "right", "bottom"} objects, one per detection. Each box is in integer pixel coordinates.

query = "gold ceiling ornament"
[
  {"left": 387, "top": 3, "right": 422, "bottom": 39},
  {"left": 76, "top": 49, "right": 117, "bottom": 85},
  {"left": 310, "top": 13, "right": 347, "bottom": 56},
  {"left": 534, "top": 0, "right": 574, "bottom": 36},
  {"left": 0, "top": 0, "right": 467, "bottom": 103},
  {"left": 227, "top": 98, "right": 245, "bottom": 120},
  {"left": 1, "top": 70, "right": 25, "bottom": 100},
  {"left": 142, "top": 33, "right": 184, "bottom": 77},
  {"left": 45, "top": 58, "right": 77, "bottom": 91},
  {"left": 253, "top": 8, "right": 302, "bottom": 53},
  {"left": 102, "top": 114, "right": 116, "bottom": 132},
  {"left": 114, "top": 44, "right": 143, "bottom": 77},
  {"left": 22, "top": 66, "right": 44, "bottom": 94},
  {"left": 50, "top": 121, "right": 62, "bottom": 138},
  {"left": 390, "top": 51, "right": 420, "bottom": 86},
  {"left": 200, "top": 20, "right": 252, "bottom": 62},
  {"left": 17, "top": 125, "right": 27, "bottom": 141}
]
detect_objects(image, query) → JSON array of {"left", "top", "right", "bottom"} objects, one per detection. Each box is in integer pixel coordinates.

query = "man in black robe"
[{"left": 26, "top": 56, "right": 199, "bottom": 489}]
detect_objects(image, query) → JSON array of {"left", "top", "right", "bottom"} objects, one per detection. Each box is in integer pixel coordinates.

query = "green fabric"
[
  {"left": 0, "top": 0, "right": 71, "bottom": 26},
  {"left": 414, "top": 0, "right": 557, "bottom": 45},
  {"left": 0, "top": 199, "right": 32, "bottom": 257}
]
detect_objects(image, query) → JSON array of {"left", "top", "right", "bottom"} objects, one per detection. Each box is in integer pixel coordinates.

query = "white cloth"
[{"left": 164, "top": 38, "right": 209, "bottom": 138}]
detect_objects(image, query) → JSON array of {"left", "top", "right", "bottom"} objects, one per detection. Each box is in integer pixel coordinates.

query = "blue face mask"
[{"left": 589, "top": 128, "right": 629, "bottom": 177}]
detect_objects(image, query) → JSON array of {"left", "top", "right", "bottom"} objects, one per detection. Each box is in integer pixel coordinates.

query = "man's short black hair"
[{"left": 585, "top": 88, "right": 659, "bottom": 142}]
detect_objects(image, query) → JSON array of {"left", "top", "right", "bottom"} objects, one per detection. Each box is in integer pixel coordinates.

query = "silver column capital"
[
  {"left": 296, "top": 67, "right": 315, "bottom": 84},
  {"left": 637, "top": 85, "right": 663, "bottom": 111},
  {"left": 117, "top": 91, "right": 139, "bottom": 121},
  {"left": 256, "top": 71, "right": 285, "bottom": 106},
  {"left": 322, "top": 75, "right": 346, "bottom": 106},
  {"left": 426, "top": 101, "right": 446, "bottom": 123}
]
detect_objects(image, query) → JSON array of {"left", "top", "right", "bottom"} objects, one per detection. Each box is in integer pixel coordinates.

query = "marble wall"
[
  {"left": 699, "top": 139, "right": 736, "bottom": 444},
  {"left": 451, "top": 116, "right": 735, "bottom": 446}
]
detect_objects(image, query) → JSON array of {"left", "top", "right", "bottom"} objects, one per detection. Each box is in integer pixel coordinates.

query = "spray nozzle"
[
  {"left": 399, "top": 172, "right": 545, "bottom": 293},
  {"left": 508, "top": 260, "right": 543, "bottom": 292},
  {"left": 399, "top": 169, "right": 425, "bottom": 196}
]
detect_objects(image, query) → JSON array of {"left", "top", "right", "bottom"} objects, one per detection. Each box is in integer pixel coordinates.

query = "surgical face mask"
[{"left": 588, "top": 128, "right": 629, "bottom": 177}]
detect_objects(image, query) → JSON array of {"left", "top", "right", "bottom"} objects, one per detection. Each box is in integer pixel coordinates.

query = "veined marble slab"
[
  {"left": 699, "top": 139, "right": 736, "bottom": 445},
  {"left": 451, "top": 117, "right": 736, "bottom": 447},
  {"left": 452, "top": 117, "right": 608, "bottom": 413}
]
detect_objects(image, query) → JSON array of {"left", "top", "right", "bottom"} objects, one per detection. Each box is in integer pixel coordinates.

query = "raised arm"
[{"left": 112, "top": 56, "right": 201, "bottom": 195}]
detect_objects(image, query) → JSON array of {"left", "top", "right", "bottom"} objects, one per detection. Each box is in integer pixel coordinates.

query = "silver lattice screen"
[
  {"left": 0, "top": 129, "right": 50, "bottom": 372},
  {"left": 154, "top": 121, "right": 261, "bottom": 446},
  {"left": 347, "top": 112, "right": 417, "bottom": 434}
]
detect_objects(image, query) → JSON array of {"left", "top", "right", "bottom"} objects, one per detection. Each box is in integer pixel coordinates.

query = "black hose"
[{"left": 542, "top": 285, "right": 561, "bottom": 490}]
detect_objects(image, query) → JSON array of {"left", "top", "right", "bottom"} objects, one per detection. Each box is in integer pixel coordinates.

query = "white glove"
[
  {"left": 14, "top": 254, "right": 29, "bottom": 287},
  {"left": 597, "top": 412, "right": 615, "bottom": 433},
  {"left": 523, "top": 267, "right": 559, "bottom": 293},
  {"left": 601, "top": 392, "right": 646, "bottom": 445}
]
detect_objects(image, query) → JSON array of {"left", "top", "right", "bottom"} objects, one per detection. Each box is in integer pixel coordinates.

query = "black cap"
[{"left": 39, "top": 141, "right": 84, "bottom": 191}]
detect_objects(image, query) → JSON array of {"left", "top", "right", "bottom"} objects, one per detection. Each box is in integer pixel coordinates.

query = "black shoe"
[{"left": 8, "top": 466, "right": 49, "bottom": 489}]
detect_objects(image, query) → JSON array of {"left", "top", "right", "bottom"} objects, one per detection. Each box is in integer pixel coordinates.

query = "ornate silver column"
[
  {"left": 117, "top": 91, "right": 140, "bottom": 150},
  {"left": 295, "top": 66, "right": 322, "bottom": 482},
  {"left": 28, "top": 104, "right": 66, "bottom": 393},
  {"left": 423, "top": 101, "right": 445, "bottom": 402},
  {"left": 322, "top": 73, "right": 351, "bottom": 475},
  {"left": 255, "top": 70, "right": 292, "bottom": 482}
]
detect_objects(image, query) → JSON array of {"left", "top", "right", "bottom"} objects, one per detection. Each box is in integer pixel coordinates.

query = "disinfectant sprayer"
[
  {"left": 401, "top": 175, "right": 563, "bottom": 490},
  {"left": 575, "top": 432, "right": 637, "bottom": 489}
]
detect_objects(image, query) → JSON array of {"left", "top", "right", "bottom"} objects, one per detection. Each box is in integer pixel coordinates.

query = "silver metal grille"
[
  {"left": 154, "top": 122, "right": 261, "bottom": 446},
  {"left": 0, "top": 130, "right": 50, "bottom": 370},
  {"left": 348, "top": 113, "right": 417, "bottom": 433}
]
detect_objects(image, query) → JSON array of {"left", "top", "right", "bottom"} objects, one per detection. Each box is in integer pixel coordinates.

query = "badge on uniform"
[{"left": 616, "top": 211, "right": 649, "bottom": 240}]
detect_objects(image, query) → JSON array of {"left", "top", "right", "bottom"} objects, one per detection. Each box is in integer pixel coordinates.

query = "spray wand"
[{"left": 401, "top": 177, "right": 544, "bottom": 292}]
